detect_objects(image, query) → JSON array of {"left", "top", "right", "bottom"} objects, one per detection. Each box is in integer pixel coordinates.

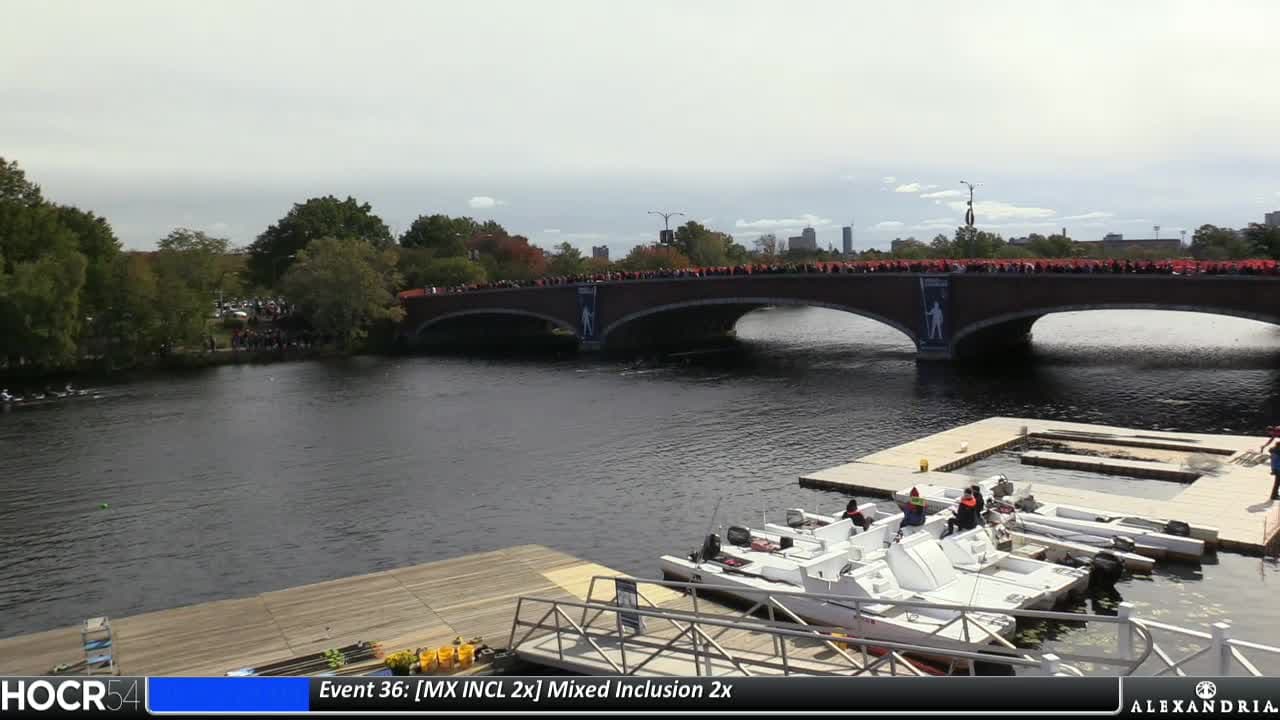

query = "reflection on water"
[{"left": 1, "top": 308, "right": 1279, "bottom": 670}]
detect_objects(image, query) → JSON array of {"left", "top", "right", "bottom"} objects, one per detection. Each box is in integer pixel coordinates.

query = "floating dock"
[
  {"left": 0, "top": 545, "right": 622, "bottom": 677},
  {"left": 801, "top": 417, "right": 1280, "bottom": 555}
]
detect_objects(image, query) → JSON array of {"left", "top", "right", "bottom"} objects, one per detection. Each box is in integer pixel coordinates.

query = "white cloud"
[
  {"left": 945, "top": 199, "right": 1056, "bottom": 220},
  {"left": 882, "top": 176, "right": 897, "bottom": 184},
  {"left": 468, "top": 195, "right": 506, "bottom": 209},
  {"left": 840, "top": 174, "right": 857, "bottom": 182},
  {"left": 561, "top": 231, "right": 608, "bottom": 240},
  {"left": 920, "top": 189, "right": 968, "bottom": 199},
  {"left": 922, "top": 217, "right": 954, "bottom": 224},
  {"left": 1058, "top": 211, "right": 1114, "bottom": 221},
  {"left": 735, "top": 213, "right": 832, "bottom": 230},
  {"left": 871, "top": 220, "right": 905, "bottom": 230},
  {"left": 894, "top": 183, "right": 923, "bottom": 193},
  {"left": 541, "top": 228, "right": 561, "bottom": 234}
]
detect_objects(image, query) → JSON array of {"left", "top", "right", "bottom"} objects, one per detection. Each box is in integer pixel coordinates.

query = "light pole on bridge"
[
  {"left": 960, "top": 181, "right": 981, "bottom": 252},
  {"left": 648, "top": 210, "right": 685, "bottom": 246}
]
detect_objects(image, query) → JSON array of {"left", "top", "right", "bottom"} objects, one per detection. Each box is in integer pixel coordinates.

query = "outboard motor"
[
  {"left": 1163, "top": 520, "right": 1191, "bottom": 537},
  {"left": 991, "top": 475, "right": 1016, "bottom": 499},
  {"left": 785, "top": 508, "right": 805, "bottom": 528},
  {"left": 696, "top": 533, "right": 721, "bottom": 562},
  {"left": 1089, "top": 551, "right": 1124, "bottom": 588},
  {"left": 1113, "top": 536, "right": 1136, "bottom": 553},
  {"left": 1015, "top": 495, "right": 1040, "bottom": 513},
  {"left": 726, "top": 526, "right": 752, "bottom": 547},
  {"left": 779, "top": 536, "right": 794, "bottom": 550}
]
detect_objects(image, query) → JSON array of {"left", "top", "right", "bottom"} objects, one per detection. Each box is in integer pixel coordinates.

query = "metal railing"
[{"left": 509, "top": 575, "right": 1280, "bottom": 677}]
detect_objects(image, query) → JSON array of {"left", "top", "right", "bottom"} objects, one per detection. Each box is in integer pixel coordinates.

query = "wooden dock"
[
  {"left": 0, "top": 545, "right": 626, "bottom": 677},
  {"left": 801, "top": 417, "right": 1280, "bottom": 554}
]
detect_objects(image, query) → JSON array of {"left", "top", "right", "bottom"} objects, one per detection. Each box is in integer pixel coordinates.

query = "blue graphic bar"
[{"left": 148, "top": 677, "right": 310, "bottom": 713}]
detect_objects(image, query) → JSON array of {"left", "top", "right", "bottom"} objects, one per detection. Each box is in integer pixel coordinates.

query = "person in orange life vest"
[
  {"left": 942, "top": 488, "right": 980, "bottom": 537},
  {"left": 843, "top": 499, "right": 871, "bottom": 531},
  {"left": 902, "top": 487, "right": 926, "bottom": 527},
  {"left": 969, "top": 484, "right": 985, "bottom": 515}
]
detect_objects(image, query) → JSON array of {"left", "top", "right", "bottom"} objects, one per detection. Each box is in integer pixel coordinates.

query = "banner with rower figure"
[
  {"left": 918, "top": 276, "right": 951, "bottom": 352},
  {"left": 577, "top": 285, "right": 599, "bottom": 341}
]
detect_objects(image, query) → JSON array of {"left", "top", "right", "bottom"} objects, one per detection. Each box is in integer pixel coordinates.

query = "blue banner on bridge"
[
  {"left": 577, "top": 285, "right": 598, "bottom": 341},
  {"left": 919, "top": 276, "right": 950, "bottom": 350}
]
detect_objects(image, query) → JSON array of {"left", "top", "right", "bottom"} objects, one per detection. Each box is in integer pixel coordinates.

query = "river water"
[{"left": 3, "top": 308, "right": 1280, "bottom": 670}]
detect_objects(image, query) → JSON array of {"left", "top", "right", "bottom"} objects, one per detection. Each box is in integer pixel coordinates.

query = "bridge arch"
[
  {"left": 600, "top": 297, "right": 920, "bottom": 349},
  {"left": 950, "top": 303, "right": 1280, "bottom": 357},
  {"left": 411, "top": 308, "right": 576, "bottom": 339}
]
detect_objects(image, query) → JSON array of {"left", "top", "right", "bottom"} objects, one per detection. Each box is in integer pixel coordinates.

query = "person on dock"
[
  {"left": 902, "top": 488, "right": 926, "bottom": 527},
  {"left": 843, "top": 500, "right": 871, "bottom": 531},
  {"left": 942, "top": 488, "right": 980, "bottom": 537},
  {"left": 970, "top": 484, "right": 985, "bottom": 515},
  {"left": 1270, "top": 445, "right": 1280, "bottom": 500}
]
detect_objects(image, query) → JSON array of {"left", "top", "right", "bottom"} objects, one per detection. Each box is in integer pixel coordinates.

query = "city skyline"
[{"left": 5, "top": 0, "right": 1278, "bottom": 257}]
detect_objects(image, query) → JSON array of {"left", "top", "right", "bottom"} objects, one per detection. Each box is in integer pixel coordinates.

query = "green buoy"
[{"left": 99, "top": 503, "right": 109, "bottom": 509}]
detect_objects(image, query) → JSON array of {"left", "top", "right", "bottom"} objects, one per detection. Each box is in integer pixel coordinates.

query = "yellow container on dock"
[
  {"left": 437, "top": 645, "right": 455, "bottom": 672},
  {"left": 419, "top": 650, "right": 437, "bottom": 673},
  {"left": 919, "top": 458, "right": 929, "bottom": 472},
  {"left": 457, "top": 644, "right": 475, "bottom": 669},
  {"left": 832, "top": 632, "right": 848, "bottom": 651}
]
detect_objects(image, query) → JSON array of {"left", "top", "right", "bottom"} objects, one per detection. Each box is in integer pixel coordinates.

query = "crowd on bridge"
[{"left": 398, "top": 257, "right": 1280, "bottom": 299}]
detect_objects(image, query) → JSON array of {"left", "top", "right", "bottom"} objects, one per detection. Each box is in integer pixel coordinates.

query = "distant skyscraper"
[
  {"left": 1266, "top": 210, "right": 1280, "bottom": 228},
  {"left": 788, "top": 226, "right": 818, "bottom": 251},
  {"left": 841, "top": 226, "right": 853, "bottom": 255},
  {"left": 591, "top": 245, "right": 610, "bottom": 261}
]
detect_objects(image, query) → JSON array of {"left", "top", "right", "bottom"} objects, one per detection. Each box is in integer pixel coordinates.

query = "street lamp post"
[
  {"left": 960, "top": 181, "right": 981, "bottom": 253},
  {"left": 1154, "top": 225, "right": 1161, "bottom": 242},
  {"left": 648, "top": 210, "right": 685, "bottom": 246}
]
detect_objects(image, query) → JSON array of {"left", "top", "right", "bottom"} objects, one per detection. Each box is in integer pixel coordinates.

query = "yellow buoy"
[
  {"left": 437, "top": 645, "right": 455, "bottom": 672},
  {"left": 919, "top": 458, "right": 929, "bottom": 472},
  {"left": 457, "top": 643, "right": 475, "bottom": 669}
]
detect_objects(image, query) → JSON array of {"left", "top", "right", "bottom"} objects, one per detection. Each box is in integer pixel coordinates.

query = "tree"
[
  {"left": 620, "top": 245, "right": 690, "bottom": 271},
  {"left": 398, "top": 247, "right": 486, "bottom": 289},
  {"left": 1244, "top": 223, "right": 1280, "bottom": 261},
  {"left": 891, "top": 238, "right": 931, "bottom": 260},
  {"left": 399, "top": 214, "right": 475, "bottom": 256},
  {"left": 951, "top": 227, "right": 1005, "bottom": 258},
  {"left": 282, "top": 237, "right": 404, "bottom": 349},
  {"left": 1027, "top": 233, "right": 1073, "bottom": 258},
  {"left": 52, "top": 205, "right": 121, "bottom": 328},
  {"left": 673, "top": 220, "right": 738, "bottom": 266},
  {"left": 929, "top": 233, "right": 955, "bottom": 258},
  {"left": 995, "top": 244, "right": 1035, "bottom": 259},
  {"left": 754, "top": 233, "right": 779, "bottom": 258},
  {"left": 0, "top": 201, "right": 88, "bottom": 368},
  {"left": 248, "top": 196, "right": 393, "bottom": 287},
  {"left": 547, "top": 242, "right": 587, "bottom": 276},
  {"left": 468, "top": 226, "right": 546, "bottom": 281},
  {"left": 1190, "top": 224, "right": 1250, "bottom": 260},
  {"left": 97, "top": 253, "right": 163, "bottom": 366},
  {"left": 0, "top": 156, "right": 42, "bottom": 206}
]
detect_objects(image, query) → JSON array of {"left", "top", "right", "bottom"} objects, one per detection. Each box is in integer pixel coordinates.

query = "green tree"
[
  {"left": 1189, "top": 224, "right": 1250, "bottom": 260},
  {"left": 995, "top": 244, "right": 1035, "bottom": 259},
  {"left": 929, "top": 233, "right": 955, "bottom": 258},
  {"left": 674, "top": 220, "right": 739, "bottom": 266},
  {"left": 753, "top": 233, "right": 779, "bottom": 258},
  {"left": 282, "top": 236, "right": 404, "bottom": 349},
  {"left": 620, "top": 245, "right": 690, "bottom": 271},
  {"left": 1244, "top": 223, "right": 1280, "bottom": 260},
  {"left": 398, "top": 247, "right": 486, "bottom": 288},
  {"left": 248, "top": 196, "right": 393, "bottom": 287},
  {"left": 951, "top": 227, "right": 1005, "bottom": 258},
  {"left": 52, "top": 205, "right": 121, "bottom": 327},
  {"left": 399, "top": 214, "right": 476, "bottom": 256},
  {"left": 0, "top": 201, "right": 88, "bottom": 368},
  {"left": 1026, "top": 233, "right": 1074, "bottom": 258},
  {"left": 0, "top": 156, "right": 43, "bottom": 206},
  {"left": 97, "top": 253, "right": 163, "bottom": 366},
  {"left": 891, "top": 237, "right": 931, "bottom": 260},
  {"left": 547, "top": 242, "right": 587, "bottom": 276}
]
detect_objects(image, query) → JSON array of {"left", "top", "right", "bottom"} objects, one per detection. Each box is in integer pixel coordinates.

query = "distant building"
[
  {"left": 1076, "top": 234, "right": 1181, "bottom": 255},
  {"left": 788, "top": 227, "right": 818, "bottom": 251},
  {"left": 1009, "top": 236, "right": 1031, "bottom": 246},
  {"left": 591, "top": 245, "right": 609, "bottom": 261},
  {"left": 841, "top": 226, "right": 853, "bottom": 255},
  {"left": 1266, "top": 211, "right": 1280, "bottom": 228}
]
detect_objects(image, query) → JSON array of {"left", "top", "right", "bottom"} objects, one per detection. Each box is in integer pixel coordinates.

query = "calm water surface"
[{"left": 3, "top": 308, "right": 1280, "bottom": 670}]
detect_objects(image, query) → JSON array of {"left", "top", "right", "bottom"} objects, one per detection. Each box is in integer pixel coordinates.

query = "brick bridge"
[{"left": 399, "top": 274, "right": 1280, "bottom": 360}]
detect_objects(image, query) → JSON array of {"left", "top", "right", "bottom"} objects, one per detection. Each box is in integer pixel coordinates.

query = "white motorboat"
[
  {"left": 660, "top": 531, "right": 1018, "bottom": 653},
  {"left": 936, "top": 527, "right": 1089, "bottom": 606},
  {"left": 763, "top": 503, "right": 948, "bottom": 547},
  {"left": 896, "top": 477, "right": 1209, "bottom": 562},
  {"left": 883, "top": 532, "right": 1049, "bottom": 610}
]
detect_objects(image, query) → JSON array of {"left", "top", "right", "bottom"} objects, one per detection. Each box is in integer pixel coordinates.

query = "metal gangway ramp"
[
  {"left": 509, "top": 576, "right": 1082, "bottom": 677},
  {"left": 508, "top": 576, "right": 1280, "bottom": 678}
]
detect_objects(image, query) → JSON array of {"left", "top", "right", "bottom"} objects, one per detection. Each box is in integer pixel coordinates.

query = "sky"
[{"left": 5, "top": 0, "right": 1280, "bottom": 255}]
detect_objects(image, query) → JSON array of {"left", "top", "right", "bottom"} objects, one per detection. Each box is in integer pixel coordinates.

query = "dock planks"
[
  {"left": 0, "top": 545, "right": 612, "bottom": 677},
  {"left": 801, "top": 416, "right": 1280, "bottom": 554}
]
